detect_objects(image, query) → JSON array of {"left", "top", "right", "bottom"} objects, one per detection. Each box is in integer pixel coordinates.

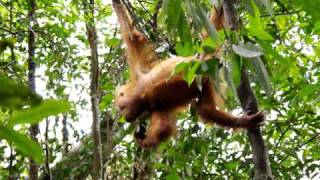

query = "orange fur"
[
  {"left": 210, "top": 6, "right": 225, "bottom": 31},
  {"left": 112, "top": 0, "right": 265, "bottom": 148}
]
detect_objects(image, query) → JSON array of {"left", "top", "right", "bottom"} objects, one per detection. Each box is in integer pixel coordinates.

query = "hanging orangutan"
[{"left": 112, "top": 0, "right": 265, "bottom": 148}]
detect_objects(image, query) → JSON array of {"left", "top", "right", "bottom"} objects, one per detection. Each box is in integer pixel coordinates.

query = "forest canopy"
[{"left": 0, "top": 0, "right": 319, "bottom": 179}]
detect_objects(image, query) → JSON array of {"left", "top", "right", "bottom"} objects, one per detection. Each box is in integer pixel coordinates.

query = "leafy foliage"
[{"left": 0, "top": 0, "right": 319, "bottom": 179}]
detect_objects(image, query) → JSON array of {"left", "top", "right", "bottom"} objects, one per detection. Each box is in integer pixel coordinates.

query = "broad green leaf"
[
  {"left": 249, "top": 57, "right": 272, "bottom": 96},
  {"left": 229, "top": 55, "right": 242, "bottom": 86},
  {"left": 177, "top": 11, "right": 192, "bottom": 44},
  {"left": 165, "top": 172, "right": 180, "bottom": 180},
  {"left": 99, "top": 93, "right": 113, "bottom": 110},
  {"left": 232, "top": 42, "right": 263, "bottom": 58},
  {"left": 299, "top": 84, "right": 320, "bottom": 99},
  {"left": 313, "top": 44, "right": 320, "bottom": 57},
  {"left": 0, "top": 126, "right": 43, "bottom": 163},
  {"left": 175, "top": 42, "right": 194, "bottom": 56},
  {"left": 276, "top": 16, "right": 287, "bottom": 30},
  {"left": 203, "top": 58, "right": 220, "bottom": 80},
  {"left": 106, "top": 37, "right": 120, "bottom": 47},
  {"left": 0, "top": 76, "right": 42, "bottom": 108},
  {"left": 171, "top": 61, "right": 188, "bottom": 76},
  {"left": 187, "top": 1, "right": 219, "bottom": 41},
  {"left": 314, "top": 21, "right": 320, "bottom": 34},
  {"left": 201, "top": 32, "right": 225, "bottom": 52},
  {"left": 224, "top": 66, "right": 239, "bottom": 102},
  {"left": 118, "top": 116, "right": 126, "bottom": 123},
  {"left": 246, "top": 0, "right": 274, "bottom": 40},
  {"left": 163, "top": 0, "right": 183, "bottom": 31},
  {"left": 225, "top": 160, "right": 240, "bottom": 170},
  {"left": 0, "top": 38, "right": 15, "bottom": 54},
  {"left": 186, "top": 61, "right": 200, "bottom": 86},
  {"left": 243, "top": 0, "right": 255, "bottom": 16},
  {"left": 8, "top": 99, "right": 71, "bottom": 127},
  {"left": 293, "top": 0, "right": 320, "bottom": 21}
]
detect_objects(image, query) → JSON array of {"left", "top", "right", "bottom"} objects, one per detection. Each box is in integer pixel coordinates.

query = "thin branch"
[
  {"left": 260, "top": 10, "right": 301, "bottom": 18},
  {"left": 8, "top": 144, "right": 14, "bottom": 180},
  {"left": 136, "top": 0, "right": 153, "bottom": 18},
  {"left": 122, "top": 0, "right": 143, "bottom": 31},
  {"left": 278, "top": 133, "right": 320, "bottom": 165},
  {"left": 150, "top": 0, "right": 162, "bottom": 31},
  {"left": 44, "top": 119, "right": 52, "bottom": 180}
]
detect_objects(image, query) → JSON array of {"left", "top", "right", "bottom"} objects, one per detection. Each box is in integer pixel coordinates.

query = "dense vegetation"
[{"left": 0, "top": 0, "right": 319, "bottom": 179}]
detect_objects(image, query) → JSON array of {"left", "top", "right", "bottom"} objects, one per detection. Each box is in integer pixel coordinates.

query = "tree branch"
[
  {"left": 221, "top": 0, "right": 273, "bottom": 179},
  {"left": 40, "top": 117, "right": 134, "bottom": 179},
  {"left": 237, "top": 70, "right": 273, "bottom": 179},
  {"left": 84, "top": 0, "right": 103, "bottom": 178}
]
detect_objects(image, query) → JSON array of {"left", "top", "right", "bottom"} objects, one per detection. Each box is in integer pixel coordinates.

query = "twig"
[
  {"left": 150, "top": 0, "right": 162, "bottom": 31},
  {"left": 278, "top": 133, "right": 320, "bottom": 165},
  {"left": 260, "top": 10, "right": 301, "bottom": 18},
  {"left": 45, "top": 119, "right": 52, "bottom": 180}
]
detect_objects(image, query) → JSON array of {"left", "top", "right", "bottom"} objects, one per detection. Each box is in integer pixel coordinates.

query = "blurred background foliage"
[{"left": 0, "top": 0, "right": 319, "bottom": 179}]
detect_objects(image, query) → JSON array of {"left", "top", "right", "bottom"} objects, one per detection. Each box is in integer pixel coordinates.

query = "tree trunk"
[
  {"left": 132, "top": 148, "right": 152, "bottom": 180},
  {"left": 84, "top": 0, "right": 103, "bottom": 179},
  {"left": 27, "top": 0, "right": 39, "bottom": 179},
  {"left": 222, "top": 1, "right": 273, "bottom": 179},
  {"left": 40, "top": 118, "right": 133, "bottom": 179},
  {"left": 237, "top": 70, "right": 273, "bottom": 179},
  {"left": 62, "top": 114, "right": 69, "bottom": 153}
]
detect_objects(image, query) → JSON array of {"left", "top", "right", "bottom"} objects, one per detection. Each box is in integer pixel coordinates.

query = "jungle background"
[{"left": 0, "top": 0, "right": 319, "bottom": 179}]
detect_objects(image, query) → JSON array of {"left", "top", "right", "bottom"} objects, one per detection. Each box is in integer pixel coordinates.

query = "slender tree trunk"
[
  {"left": 62, "top": 114, "right": 69, "bottom": 153},
  {"left": 44, "top": 119, "right": 52, "bottom": 180},
  {"left": 133, "top": 148, "right": 151, "bottom": 180},
  {"left": 237, "top": 70, "right": 273, "bottom": 179},
  {"left": 222, "top": 1, "right": 273, "bottom": 179},
  {"left": 84, "top": 0, "right": 103, "bottom": 179},
  {"left": 27, "top": 0, "right": 39, "bottom": 179},
  {"left": 8, "top": 1, "right": 15, "bottom": 179},
  {"left": 8, "top": 144, "right": 14, "bottom": 180},
  {"left": 41, "top": 116, "right": 130, "bottom": 179}
]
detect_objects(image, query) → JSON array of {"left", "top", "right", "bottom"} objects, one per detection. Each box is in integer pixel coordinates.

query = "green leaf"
[
  {"left": 106, "top": 37, "right": 120, "bottom": 47},
  {"left": 171, "top": 61, "right": 188, "bottom": 76},
  {"left": 186, "top": 61, "right": 200, "bottom": 86},
  {"left": 232, "top": 42, "right": 264, "bottom": 58},
  {"left": 163, "top": 0, "right": 183, "bottom": 31},
  {"left": 246, "top": 0, "right": 274, "bottom": 40},
  {"left": 293, "top": 0, "right": 320, "bottom": 21},
  {"left": 203, "top": 58, "right": 220, "bottom": 80},
  {"left": 249, "top": 57, "right": 272, "bottom": 96},
  {"left": 177, "top": 11, "right": 192, "bottom": 44},
  {"left": 229, "top": 55, "right": 242, "bottom": 86},
  {"left": 0, "top": 39, "right": 15, "bottom": 54},
  {"left": 224, "top": 65, "right": 239, "bottom": 102},
  {"left": 243, "top": 0, "right": 255, "bottom": 16},
  {"left": 99, "top": 94, "right": 113, "bottom": 110},
  {"left": 314, "top": 21, "right": 320, "bottom": 34},
  {"left": 0, "top": 126, "right": 43, "bottom": 163},
  {"left": 299, "top": 84, "right": 320, "bottom": 99},
  {"left": 118, "top": 116, "right": 126, "bottom": 123},
  {"left": 225, "top": 160, "right": 240, "bottom": 170},
  {"left": 0, "top": 76, "right": 42, "bottom": 108},
  {"left": 175, "top": 42, "right": 194, "bottom": 57},
  {"left": 313, "top": 44, "right": 320, "bottom": 57},
  {"left": 201, "top": 32, "right": 225, "bottom": 52},
  {"left": 8, "top": 99, "right": 71, "bottom": 127},
  {"left": 165, "top": 172, "right": 180, "bottom": 180},
  {"left": 187, "top": 1, "right": 219, "bottom": 41}
]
